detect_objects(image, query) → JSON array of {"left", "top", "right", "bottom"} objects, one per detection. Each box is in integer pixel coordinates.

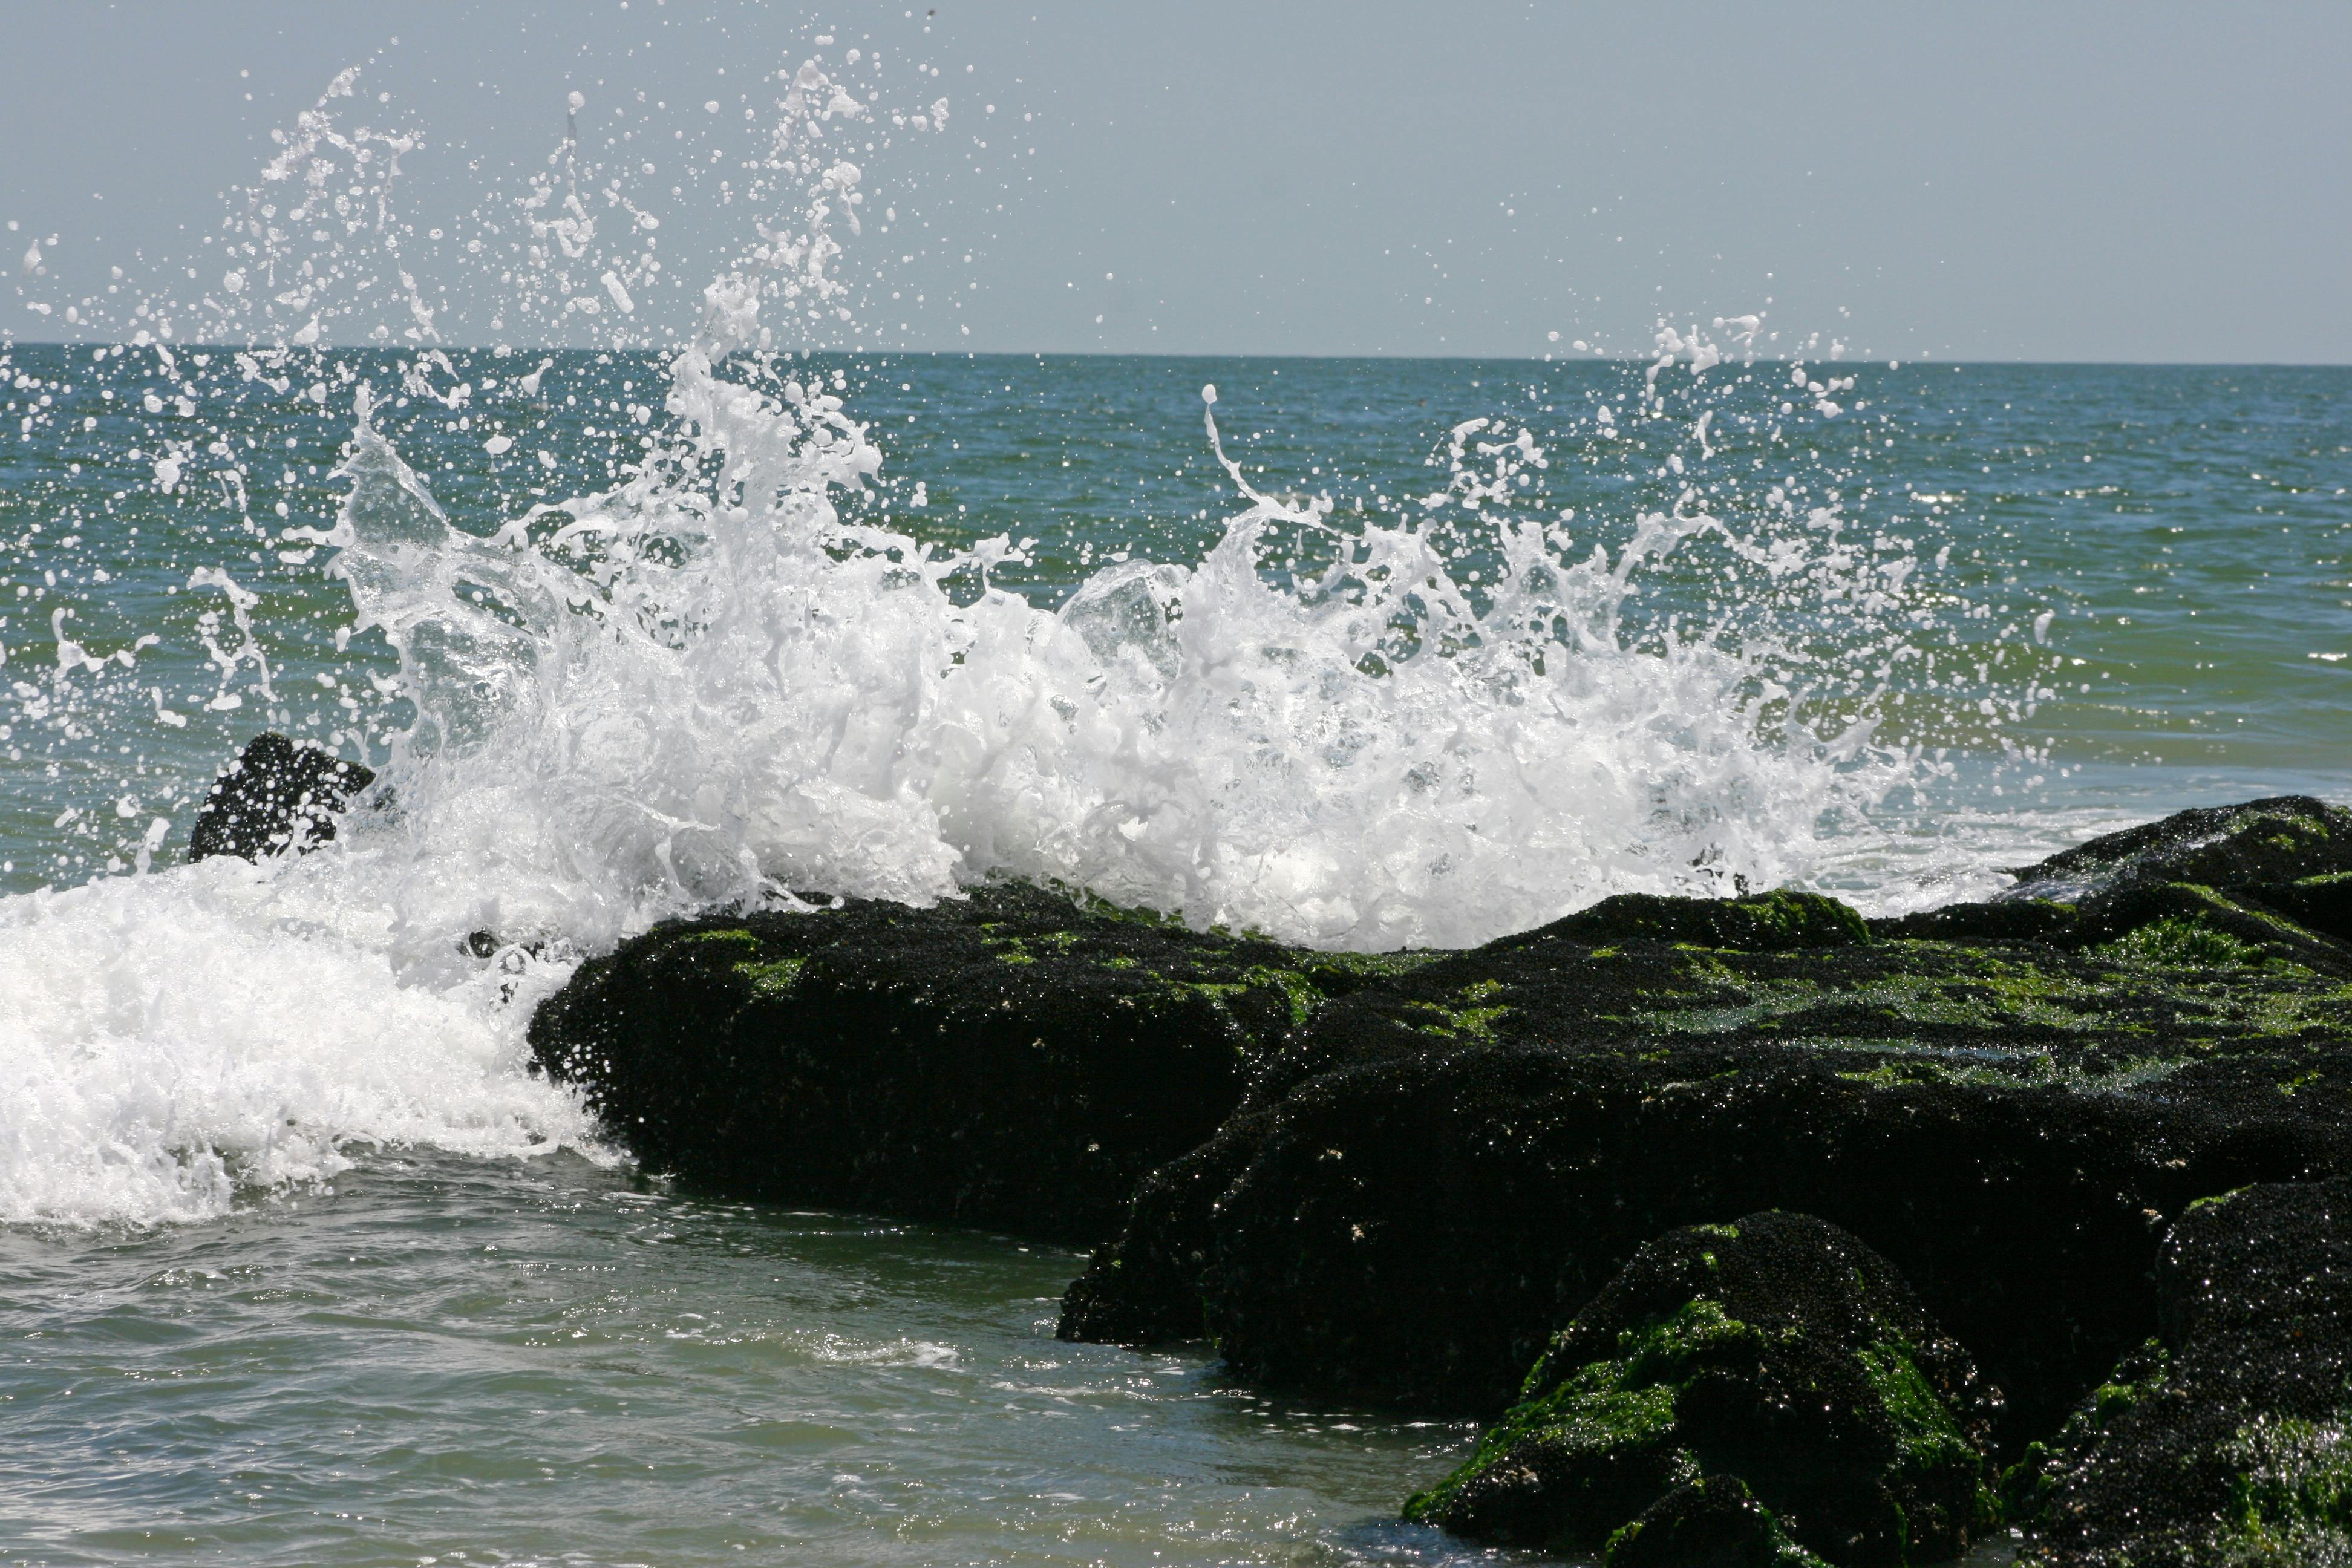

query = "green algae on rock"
[
  {"left": 522, "top": 794, "right": 2352, "bottom": 1562},
  {"left": 1061, "top": 800, "right": 2352, "bottom": 1448},
  {"left": 526, "top": 884, "right": 1449, "bottom": 1241},
  {"left": 1603, "top": 1471, "right": 1831, "bottom": 1567},
  {"left": 1999, "top": 795, "right": 2352, "bottom": 904},
  {"left": 525, "top": 880, "right": 1401, "bottom": 1243},
  {"left": 1402, "top": 1212, "right": 1996, "bottom": 1567},
  {"left": 1060, "top": 942, "right": 2352, "bottom": 1435},
  {"left": 2003, "top": 1175, "right": 2352, "bottom": 1566},
  {"left": 1494, "top": 888, "right": 1875, "bottom": 953}
]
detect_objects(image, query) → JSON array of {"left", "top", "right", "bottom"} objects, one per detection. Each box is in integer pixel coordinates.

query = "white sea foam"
[
  {"left": 0, "top": 854, "right": 593, "bottom": 1227},
  {"left": 310, "top": 64, "right": 1942, "bottom": 953},
  {"left": 321, "top": 348, "right": 1918, "bottom": 952}
]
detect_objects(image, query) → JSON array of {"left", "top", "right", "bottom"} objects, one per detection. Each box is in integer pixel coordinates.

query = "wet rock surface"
[
  {"left": 188, "top": 731, "right": 375, "bottom": 863},
  {"left": 2002, "top": 1176, "right": 2352, "bottom": 1566},
  {"left": 1996, "top": 794, "right": 2352, "bottom": 904},
  {"left": 523, "top": 795, "right": 2352, "bottom": 1563},
  {"left": 1600, "top": 1471, "right": 1820, "bottom": 1568},
  {"left": 1403, "top": 1212, "right": 1997, "bottom": 1566},
  {"left": 1062, "top": 814, "right": 2352, "bottom": 1442},
  {"left": 526, "top": 881, "right": 1425, "bottom": 1243}
]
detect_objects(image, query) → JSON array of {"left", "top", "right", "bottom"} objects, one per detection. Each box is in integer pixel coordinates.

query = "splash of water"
[
  {"left": 0, "top": 39, "right": 2035, "bottom": 1226},
  {"left": 332, "top": 309, "right": 1921, "bottom": 952}
]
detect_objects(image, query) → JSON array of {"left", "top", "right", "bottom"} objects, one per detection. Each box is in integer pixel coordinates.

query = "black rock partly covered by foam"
[
  {"left": 1405, "top": 1212, "right": 1998, "bottom": 1566},
  {"left": 188, "top": 732, "right": 375, "bottom": 863}
]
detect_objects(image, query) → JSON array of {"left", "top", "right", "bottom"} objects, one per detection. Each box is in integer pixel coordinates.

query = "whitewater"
[{"left": 0, "top": 48, "right": 2043, "bottom": 1232}]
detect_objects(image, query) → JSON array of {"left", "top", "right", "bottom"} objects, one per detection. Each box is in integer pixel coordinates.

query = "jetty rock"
[
  {"left": 1403, "top": 1210, "right": 2000, "bottom": 1567},
  {"left": 520, "top": 794, "right": 2352, "bottom": 1561},
  {"left": 1060, "top": 806, "right": 2352, "bottom": 1445},
  {"left": 525, "top": 880, "right": 1420, "bottom": 1243},
  {"left": 188, "top": 731, "right": 375, "bottom": 863},
  {"left": 1996, "top": 794, "right": 2352, "bottom": 906},
  {"left": 2001, "top": 1175, "right": 2352, "bottom": 1566}
]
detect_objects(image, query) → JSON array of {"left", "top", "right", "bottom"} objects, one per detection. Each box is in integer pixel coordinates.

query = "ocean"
[
  {"left": 4, "top": 59, "right": 2351, "bottom": 1567},
  {"left": 4, "top": 346, "right": 2343, "bottom": 1567}
]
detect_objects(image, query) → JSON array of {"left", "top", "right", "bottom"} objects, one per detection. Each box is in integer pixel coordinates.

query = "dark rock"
[
  {"left": 1604, "top": 1472, "right": 1821, "bottom": 1567},
  {"left": 2244, "top": 870, "right": 2352, "bottom": 948},
  {"left": 1063, "top": 881, "right": 2352, "bottom": 1445},
  {"left": 2004, "top": 1176, "right": 2352, "bottom": 1565},
  {"left": 1405, "top": 1212, "right": 1996, "bottom": 1566},
  {"left": 1868, "top": 897, "right": 2080, "bottom": 945},
  {"left": 188, "top": 732, "right": 376, "bottom": 863},
  {"left": 1500, "top": 889, "right": 1873, "bottom": 954},
  {"left": 1999, "top": 795, "right": 2352, "bottom": 903},
  {"left": 526, "top": 883, "right": 1429, "bottom": 1243}
]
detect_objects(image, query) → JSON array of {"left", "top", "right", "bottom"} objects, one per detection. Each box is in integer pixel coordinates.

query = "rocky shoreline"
[{"left": 200, "top": 736, "right": 2352, "bottom": 1564}]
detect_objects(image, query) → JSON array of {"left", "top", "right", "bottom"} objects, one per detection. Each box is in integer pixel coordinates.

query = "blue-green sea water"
[{"left": 2, "top": 344, "right": 2345, "bottom": 1566}]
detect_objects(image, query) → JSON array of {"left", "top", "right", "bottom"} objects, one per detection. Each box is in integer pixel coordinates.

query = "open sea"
[{"left": 1, "top": 333, "right": 2348, "bottom": 1566}]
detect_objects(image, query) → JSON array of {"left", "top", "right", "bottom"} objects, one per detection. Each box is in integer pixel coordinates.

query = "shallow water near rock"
[{"left": 2, "top": 1146, "right": 1515, "bottom": 1567}]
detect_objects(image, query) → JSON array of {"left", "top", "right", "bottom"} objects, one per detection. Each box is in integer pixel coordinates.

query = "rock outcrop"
[
  {"left": 526, "top": 881, "right": 1425, "bottom": 1243},
  {"left": 1997, "top": 794, "right": 2352, "bottom": 903},
  {"left": 2002, "top": 1176, "right": 2352, "bottom": 1566},
  {"left": 1404, "top": 1212, "right": 1999, "bottom": 1566},
  {"left": 188, "top": 731, "right": 376, "bottom": 863},
  {"left": 516, "top": 792, "right": 2352, "bottom": 1563},
  {"left": 1060, "top": 823, "right": 2352, "bottom": 1442}
]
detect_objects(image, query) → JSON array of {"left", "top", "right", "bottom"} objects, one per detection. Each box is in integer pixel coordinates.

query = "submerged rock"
[
  {"left": 526, "top": 882, "right": 1426, "bottom": 1243},
  {"left": 2004, "top": 1176, "right": 2352, "bottom": 1566},
  {"left": 1404, "top": 1212, "right": 1997, "bottom": 1567},
  {"left": 188, "top": 731, "right": 375, "bottom": 863}
]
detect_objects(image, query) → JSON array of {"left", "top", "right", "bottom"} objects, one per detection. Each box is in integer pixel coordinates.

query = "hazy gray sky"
[{"left": 2, "top": 1, "right": 2347, "bottom": 360}]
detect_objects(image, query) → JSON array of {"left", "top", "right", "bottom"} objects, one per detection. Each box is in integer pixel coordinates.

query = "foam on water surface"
[
  {"left": 0, "top": 853, "right": 595, "bottom": 1227},
  {"left": 4, "top": 53, "right": 2008, "bottom": 1226}
]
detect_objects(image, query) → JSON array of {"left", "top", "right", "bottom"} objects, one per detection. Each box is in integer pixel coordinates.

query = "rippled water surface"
[
  {"left": 5, "top": 354, "right": 2348, "bottom": 894},
  {"left": 5, "top": 27, "right": 2338, "bottom": 1560},
  {"left": 2, "top": 1149, "right": 1514, "bottom": 1567}
]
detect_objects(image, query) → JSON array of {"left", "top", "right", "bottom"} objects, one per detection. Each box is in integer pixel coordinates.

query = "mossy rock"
[
  {"left": 509, "top": 780, "right": 2352, "bottom": 1512},
  {"left": 1403, "top": 1213, "right": 1994, "bottom": 1566},
  {"left": 2002, "top": 795, "right": 2352, "bottom": 903},
  {"left": 1606, "top": 1472, "right": 1830, "bottom": 1568},
  {"left": 526, "top": 881, "right": 1380, "bottom": 1241},
  {"left": 1508, "top": 889, "right": 1873, "bottom": 953},
  {"left": 2005, "top": 1177, "right": 2352, "bottom": 1566},
  {"left": 2244, "top": 871, "right": 2352, "bottom": 949},
  {"left": 1065, "top": 863, "right": 2352, "bottom": 1441}
]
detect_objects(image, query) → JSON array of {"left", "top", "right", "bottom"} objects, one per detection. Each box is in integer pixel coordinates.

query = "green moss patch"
[{"left": 1407, "top": 1214, "right": 1996, "bottom": 1564}]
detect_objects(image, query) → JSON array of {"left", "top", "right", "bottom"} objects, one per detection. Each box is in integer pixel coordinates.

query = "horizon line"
[{"left": 4, "top": 338, "right": 2351, "bottom": 370}]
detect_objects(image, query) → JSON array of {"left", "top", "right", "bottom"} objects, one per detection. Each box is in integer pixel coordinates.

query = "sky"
[{"left": 1, "top": 1, "right": 2347, "bottom": 361}]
